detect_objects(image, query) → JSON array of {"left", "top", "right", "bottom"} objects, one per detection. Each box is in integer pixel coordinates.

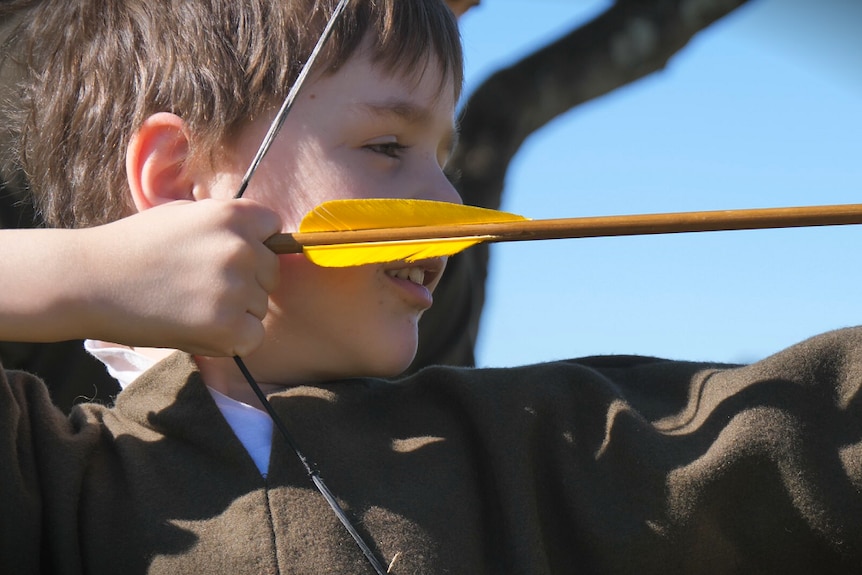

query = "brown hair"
[{"left": 0, "top": 0, "right": 462, "bottom": 228}]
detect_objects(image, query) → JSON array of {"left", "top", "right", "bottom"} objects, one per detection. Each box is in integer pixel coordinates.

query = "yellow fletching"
[
  {"left": 302, "top": 237, "right": 486, "bottom": 267},
  {"left": 298, "top": 198, "right": 528, "bottom": 267},
  {"left": 300, "top": 198, "right": 525, "bottom": 232}
]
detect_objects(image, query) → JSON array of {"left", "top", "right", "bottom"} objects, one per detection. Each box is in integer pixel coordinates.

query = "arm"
[{"left": 0, "top": 199, "right": 281, "bottom": 357}]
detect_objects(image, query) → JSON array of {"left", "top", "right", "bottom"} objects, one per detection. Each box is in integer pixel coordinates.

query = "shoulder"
[
  {"left": 1, "top": 363, "right": 72, "bottom": 428},
  {"left": 390, "top": 326, "right": 862, "bottom": 430},
  {"left": 1, "top": 360, "right": 114, "bottom": 459}
]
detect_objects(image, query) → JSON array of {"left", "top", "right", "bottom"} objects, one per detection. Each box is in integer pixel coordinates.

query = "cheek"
[
  {"left": 243, "top": 183, "right": 309, "bottom": 231},
  {"left": 290, "top": 144, "right": 378, "bottom": 205},
  {"left": 271, "top": 255, "right": 328, "bottom": 301},
  {"left": 268, "top": 255, "right": 373, "bottom": 313},
  {"left": 236, "top": 147, "right": 327, "bottom": 229}
]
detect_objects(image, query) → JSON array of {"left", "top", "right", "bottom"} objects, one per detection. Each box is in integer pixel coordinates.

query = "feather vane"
[{"left": 298, "top": 198, "right": 528, "bottom": 267}]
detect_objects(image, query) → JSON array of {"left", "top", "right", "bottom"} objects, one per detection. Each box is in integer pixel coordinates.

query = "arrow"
[{"left": 264, "top": 199, "right": 862, "bottom": 267}]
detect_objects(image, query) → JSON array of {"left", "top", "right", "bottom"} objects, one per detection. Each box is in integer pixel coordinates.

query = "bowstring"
[
  {"left": 234, "top": 0, "right": 349, "bottom": 200},
  {"left": 230, "top": 1, "right": 388, "bottom": 573}
]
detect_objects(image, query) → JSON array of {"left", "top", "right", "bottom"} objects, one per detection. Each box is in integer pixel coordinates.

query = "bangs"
[{"left": 325, "top": 0, "right": 464, "bottom": 101}]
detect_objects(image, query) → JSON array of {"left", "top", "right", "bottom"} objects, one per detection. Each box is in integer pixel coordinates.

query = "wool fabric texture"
[{"left": 2, "top": 328, "right": 862, "bottom": 574}]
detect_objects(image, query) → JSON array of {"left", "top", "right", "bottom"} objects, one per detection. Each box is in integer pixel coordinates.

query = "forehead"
[{"left": 313, "top": 46, "right": 457, "bottom": 118}]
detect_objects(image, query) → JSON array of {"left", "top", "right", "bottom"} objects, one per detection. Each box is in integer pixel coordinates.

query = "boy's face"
[{"left": 210, "top": 46, "right": 461, "bottom": 384}]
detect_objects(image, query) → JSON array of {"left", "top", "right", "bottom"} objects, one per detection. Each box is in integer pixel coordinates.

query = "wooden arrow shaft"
[{"left": 264, "top": 203, "right": 862, "bottom": 254}]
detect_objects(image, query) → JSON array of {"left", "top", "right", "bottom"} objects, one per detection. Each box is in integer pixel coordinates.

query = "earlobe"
[{"left": 126, "top": 112, "right": 197, "bottom": 211}]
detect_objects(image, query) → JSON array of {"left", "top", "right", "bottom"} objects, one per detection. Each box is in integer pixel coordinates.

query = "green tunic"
[{"left": 2, "top": 328, "right": 862, "bottom": 574}]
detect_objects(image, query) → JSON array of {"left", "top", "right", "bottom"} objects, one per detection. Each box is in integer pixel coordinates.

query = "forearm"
[
  {"left": 0, "top": 227, "right": 112, "bottom": 343},
  {"left": 0, "top": 200, "right": 281, "bottom": 355}
]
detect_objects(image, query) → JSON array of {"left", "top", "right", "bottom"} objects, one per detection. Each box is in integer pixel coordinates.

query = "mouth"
[{"left": 383, "top": 257, "right": 446, "bottom": 289}]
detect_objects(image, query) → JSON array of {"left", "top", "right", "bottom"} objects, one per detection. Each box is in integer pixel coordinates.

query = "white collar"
[
  {"left": 84, "top": 339, "right": 273, "bottom": 476},
  {"left": 84, "top": 339, "right": 159, "bottom": 389}
]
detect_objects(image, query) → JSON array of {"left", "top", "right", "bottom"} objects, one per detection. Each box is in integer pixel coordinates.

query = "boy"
[{"left": 1, "top": 0, "right": 861, "bottom": 573}]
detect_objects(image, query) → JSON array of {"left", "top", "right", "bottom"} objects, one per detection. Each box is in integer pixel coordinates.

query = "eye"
[{"left": 365, "top": 141, "right": 408, "bottom": 159}]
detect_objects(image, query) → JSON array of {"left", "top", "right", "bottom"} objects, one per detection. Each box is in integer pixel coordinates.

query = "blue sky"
[{"left": 457, "top": 0, "right": 862, "bottom": 366}]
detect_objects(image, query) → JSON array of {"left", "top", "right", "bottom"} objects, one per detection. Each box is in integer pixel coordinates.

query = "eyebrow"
[{"left": 351, "top": 99, "right": 460, "bottom": 158}]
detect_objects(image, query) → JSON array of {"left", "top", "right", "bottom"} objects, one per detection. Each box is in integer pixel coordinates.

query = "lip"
[{"left": 383, "top": 257, "right": 447, "bottom": 308}]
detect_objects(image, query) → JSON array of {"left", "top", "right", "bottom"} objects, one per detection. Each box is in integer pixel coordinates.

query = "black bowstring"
[
  {"left": 232, "top": 358, "right": 387, "bottom": 575},
  {"left": 230, "top": 1, "right": 388, "bottom": 573}
]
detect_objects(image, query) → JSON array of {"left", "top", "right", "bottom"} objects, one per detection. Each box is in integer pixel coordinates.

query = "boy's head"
[
  {"left": 3, "top": 0, "right": 462, "bottom": 229},
  {"left": 4, "top": 0, "right": 465, "bottom": 383}
]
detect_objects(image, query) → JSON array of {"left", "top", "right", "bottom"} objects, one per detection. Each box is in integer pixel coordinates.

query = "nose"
[{"left": 415, "top": 162, "right": 463, "bottom": 205}]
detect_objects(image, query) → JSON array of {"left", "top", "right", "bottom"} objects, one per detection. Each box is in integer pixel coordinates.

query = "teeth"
[
  {"left": 408, "top": 268, "right": 425, "bottom": 285},
  {"left": 387, "top": 267, "right": 426, "bottom": 285}
]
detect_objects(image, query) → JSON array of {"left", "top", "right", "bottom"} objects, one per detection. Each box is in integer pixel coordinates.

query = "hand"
[
  {"left": 0, "top": 199, "right": 282, "bottom": 357},
  {"left": 88, "top": 199, "right": 283, "bottom": 356}
]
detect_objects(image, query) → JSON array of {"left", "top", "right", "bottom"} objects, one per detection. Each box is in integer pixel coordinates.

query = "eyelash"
[{"left": 366, "top": 141, "right": 408, "bottom": 159}]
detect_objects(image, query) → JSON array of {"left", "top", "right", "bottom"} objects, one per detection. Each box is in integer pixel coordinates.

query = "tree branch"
[{"left": 453, "top": 0, "right": 751, "bottom": 210}]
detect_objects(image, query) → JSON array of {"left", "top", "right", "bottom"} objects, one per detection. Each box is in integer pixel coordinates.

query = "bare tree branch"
[{"left": 455, "top": 0, "right": 751, "bottom": 210}]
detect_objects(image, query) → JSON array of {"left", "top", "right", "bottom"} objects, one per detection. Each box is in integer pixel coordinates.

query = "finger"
[
  {"left": 235, "top": 198, "right": 283, "bottom": 240},
  {"left": 232, "top": 313, "right": 266, "bottom": 358},
  {"left": 254, "top": 243, "right": 281, "bottom": 294},
  {"left": 245, "top": 286, "right": 270, "bottom": 322}
]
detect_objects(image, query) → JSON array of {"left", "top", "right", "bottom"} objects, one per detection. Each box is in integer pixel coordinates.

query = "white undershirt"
[{"left": 84, "top": 340, "right": 273, "bottom": 477}]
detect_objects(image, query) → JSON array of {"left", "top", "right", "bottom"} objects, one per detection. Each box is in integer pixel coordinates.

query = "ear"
[{"left": 126, "top": 112, "right": 199, "bottom": 211}]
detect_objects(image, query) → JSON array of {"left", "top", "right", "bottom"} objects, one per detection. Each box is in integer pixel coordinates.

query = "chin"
[
  {"left": 357, "top": 348, "right": 417, "bottom": 379},
  {"left": 348, "top": 337, "right": 419, "bottom": 379}
]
